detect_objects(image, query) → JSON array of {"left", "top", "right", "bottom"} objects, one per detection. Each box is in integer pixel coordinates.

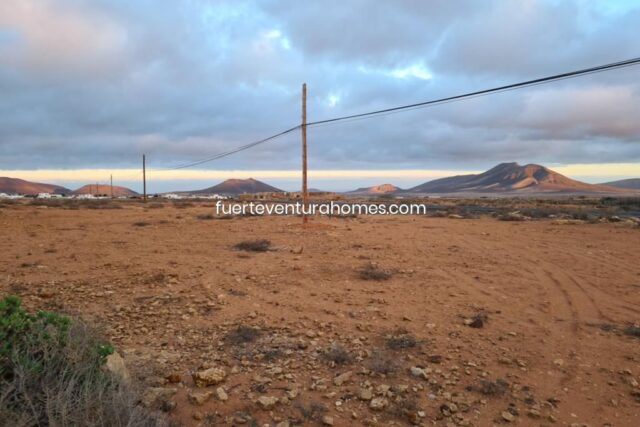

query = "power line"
[
  {"left": 154, "top": 124, "right": 301, "bottom": 172},
  {"left": 149, "top": 56, "right": 640, "bottom": 170},
  {"left": 307, "top": 56, "right": 640, "bottom": 127}
]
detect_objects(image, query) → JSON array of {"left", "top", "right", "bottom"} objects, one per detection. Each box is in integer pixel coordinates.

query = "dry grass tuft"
[
  {"left": 367, "top": 350, "right": 399, "bottom": 375},
  {"left": 323, "top": 344, "right": 353, "bottom": 366},
  {"left": 294, "top": 401, "right": 327, "bottom": 422},
  {"left": 385, "top": 330, "right": 418, "bottom": 350},
  {"left": 196, "top": 213, "right": 215, "bottom": 220},
  {"left": 623, "top": 325, "right": 640, "bottom": 338},
  {"left": 469, "top": 378, "right": 509, "bottom": 396},
  {"left": 224, "top": 325, "right": 261, "bottom": 345},
  {"left": 234, "top": 239, "right": 271, "bottom": 252},
  {"left": 359, "top": 263, "right": 392, "bottom": 281}
]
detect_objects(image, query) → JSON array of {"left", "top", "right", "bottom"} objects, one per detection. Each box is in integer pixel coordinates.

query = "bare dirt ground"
[{"left": 1, "top": 200, "right": 639, "bottom": 426}]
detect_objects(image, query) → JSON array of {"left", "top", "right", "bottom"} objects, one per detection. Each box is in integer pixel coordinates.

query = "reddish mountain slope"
[
  {"left": 407, "top": 163, "right": 624, "bottom": 194},
  {"left": 72, "top": 184, "right": 138, "bottom": 197},
  {"left": 347, "top": 184, "right": 400, "bottom": 195},
  {"left": 191, "top": 178, "right": 283, "bottom": 195},
  {"left": 0, "top": 177, "right": 70, "bottom": 195}
]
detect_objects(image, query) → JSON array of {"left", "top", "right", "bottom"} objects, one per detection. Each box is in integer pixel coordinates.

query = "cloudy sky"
[{"left": 1, "top": 0, "right": 639, "bottom": 192}]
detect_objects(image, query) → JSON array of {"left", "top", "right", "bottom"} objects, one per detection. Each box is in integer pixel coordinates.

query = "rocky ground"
[{"left": 0, "top": 200, "right": 639, "bottom": 426}]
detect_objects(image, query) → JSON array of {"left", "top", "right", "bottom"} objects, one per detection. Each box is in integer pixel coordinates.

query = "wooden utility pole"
[
  {"left": 143, "top": 154, "right": 147, "bottom": 201},
  {"left": 301, "top": 83, "right": 308, "bottom": 224},
  {"left": 110, "top": 174, "right": 113, "bottom": 198}
]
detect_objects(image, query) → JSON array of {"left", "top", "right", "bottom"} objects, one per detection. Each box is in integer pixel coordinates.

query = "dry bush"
[
  {"left": 0, "top": 296, "right": 169, "bottom": 427},
  {"left": 143, "top": 272, "right": 167, "bottom": 285},
  {"left": 385, "top": 331, "right": 418, "bottom": 350},
  {"left": 224, "top": 325, "right": 261, "bottom": 346},
  {"left": 367, "top": 350, "right": 399, "bottom": 375},
  {"left": 624, "top": 325, "right": 640, "bottom": 338},
  {"left": 215, "top": 214, "right": 235, "bottom": 220},
  {"left": 497, "top": 212, "right": 528, "bottom": 221},
  {"left": 0, "top": 199, "right": 17, "bottom": 208},
  {"left": 294, "top": 401, "right": 327, "bottom": 422},
  {"left": 86, "top": 200, "right": 123, "bottom": 210},
  {"left": 468, "top": 378, "right": 509, "bottom": 396},
  {"left": 146, "top": 203, "right": 165, "bottom": 209},
  {"left": 196, "top": 213, "right": 215, "bottom": 220},
  {"left": 466, "top": 312, "right": 489, "bottom": 328},
  {"left": 172, "top": 201, "right": 195, "bottom": 209},
  {"left": 323, "top": 344, "right": 353, "bottom": 366},
  {"left": 387, "top": 397, "right": 419, "bottom": 422},
  {"left": 359, "top": 263, "right": 392, "bottom": 281},
  {"left": 234, "top": 239, "right": 271, "bottom": 252}
]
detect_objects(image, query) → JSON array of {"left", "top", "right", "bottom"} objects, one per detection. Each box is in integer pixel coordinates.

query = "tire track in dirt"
[
  {"left": 562, "top": 272, "right": 639, "bottom": 322},
  {"left": 532, "top": 266, "right": 583, "bottom": 385},
  {"left": 549, "top": 251, "right": 640, "bottom": 321}
]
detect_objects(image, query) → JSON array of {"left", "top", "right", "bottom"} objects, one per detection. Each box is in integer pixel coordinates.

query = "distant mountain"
[
  {"left": 190, "top": 178, "right": 283, "bottom": 195},
  {"left": 0, "top": 177, "right": 70, "bottom": 195},
  {"left": 347, "top": 184, "right": 401, "bottom": 195},
  {"left": 599, "top": 178, "right": 640, "bottom": 190},
  {"left": 72, "top": 184, "right": 138, "bottom": 197},
  {"left": 406, "top": 163, "right": 624, "bottom": 194}
]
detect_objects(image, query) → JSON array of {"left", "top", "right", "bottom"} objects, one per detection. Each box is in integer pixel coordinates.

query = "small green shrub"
[{"left": 0, "top": 296, "right": 167, "bottom": 426}]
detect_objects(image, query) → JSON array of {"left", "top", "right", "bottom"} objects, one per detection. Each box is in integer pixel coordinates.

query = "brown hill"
[
  {"left": 407, "top": 162, "right": 625, "bottom": 194},
  {"left": 72, "top": 184, "right": 138, "bottom": 197},
  {"left": 599, "top": 178, "right": 640, "bottom": 190},
  {"left": 347, "top": 183, "right": 400, "bottom": 195},
  {"left": 190, "top": 178, "right": 283, "bottom": 195},
  {"left": 0, "top": 177, "right": 70, "bottom": 195}
]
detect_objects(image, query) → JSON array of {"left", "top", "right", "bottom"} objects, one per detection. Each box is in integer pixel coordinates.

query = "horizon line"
[{"left": 1, "top": 163, "right": 639, "bottom": 185}]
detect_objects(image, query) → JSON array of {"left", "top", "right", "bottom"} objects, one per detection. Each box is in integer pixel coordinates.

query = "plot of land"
[{"left": 1, "top": 201, "right": 639, "bottom": 426}]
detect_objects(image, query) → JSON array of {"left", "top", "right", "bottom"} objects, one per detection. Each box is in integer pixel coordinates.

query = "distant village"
[
  {"left": 0, "top": 192, "right": 225, "bottom": 200},
  {"left": 0, "top": 176, "right": 345, "bottom": 201}
]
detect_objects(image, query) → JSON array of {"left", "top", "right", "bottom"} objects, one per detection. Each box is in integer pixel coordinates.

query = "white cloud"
[{"left": 389, "top": 64, "right": 433, "bottom": 80}]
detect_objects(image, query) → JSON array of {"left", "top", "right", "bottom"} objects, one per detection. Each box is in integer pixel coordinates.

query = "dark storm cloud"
[{"left": 0, "top": 0, "right": 639, "bottom": 171}]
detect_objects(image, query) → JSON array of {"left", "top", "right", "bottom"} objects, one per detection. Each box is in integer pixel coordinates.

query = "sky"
[{"left": 1, "top": 0, "right": 639, "bottom": 192}]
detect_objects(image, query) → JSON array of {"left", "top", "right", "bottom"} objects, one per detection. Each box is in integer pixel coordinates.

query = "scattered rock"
[
  {"left": 359, "top": 388, "right": 373, "bottom": 401},
  {"left": 410, "top": 366, "right": 429, "bottom": 379},
  {"left": 322, "top": 415, "right": 334, "bottom": 426},
  {"left": 104, "top": 352, "right": 129, "bottom": 382},
  {"left": 216, "top": 386, "right": 229, "bottom": 401},
  {"left": 333, "top": 371, "right": 352, "bottom": 386},
  {"left": 501, "top": 411, "right": 515, "bottom": 422},
  {"left": 257, "top": 395, "right": 279, "bottom": 410},
  {"left": 192, "top": 367, "right": 226, "bottom": 387},
  {"left": 369, "top": 397, "right": 388, "bottom": 411},
  {"left": 527, "top": 408, "right": 541, "bottom": 418},
  {"left": 188, "top": 390, "right": 212, "bottom": 405},
  {"left": 142, "top": 387, "right": 177, "bottom": 407},
  {"left": 165, "top": 372, "right": 182, "bottom": 383},
  {"left": 465, "top": 314, "right": 486, "bottom": 328}
]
